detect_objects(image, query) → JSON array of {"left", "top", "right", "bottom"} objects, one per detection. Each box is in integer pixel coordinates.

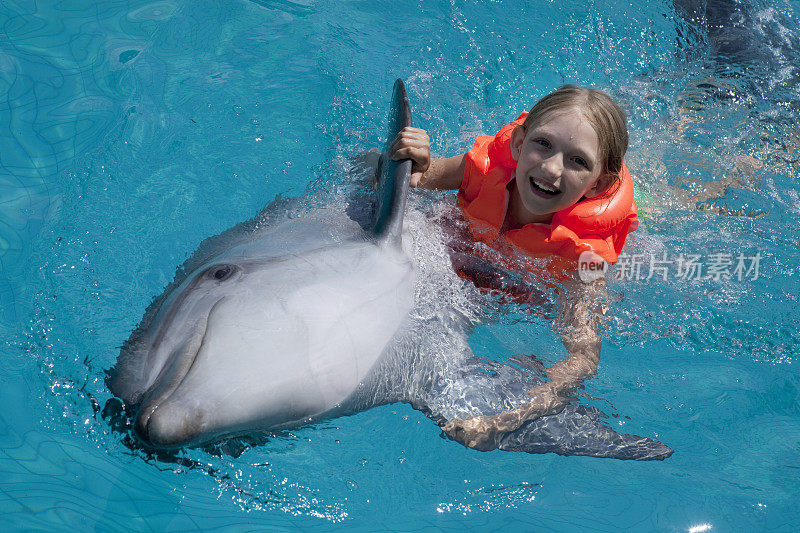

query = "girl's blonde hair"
[{"left": 522, "top": 85, "right": 628, "bottom": 181}]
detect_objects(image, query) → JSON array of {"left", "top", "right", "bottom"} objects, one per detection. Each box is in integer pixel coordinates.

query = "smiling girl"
[{"left": 390, "top": 85, "right": 639, "bottom": 450}]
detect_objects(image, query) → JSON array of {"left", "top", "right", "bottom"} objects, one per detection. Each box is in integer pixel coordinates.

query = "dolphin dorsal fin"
[{"left": 371, "top": 79, "right": 413, "bottom": 245}]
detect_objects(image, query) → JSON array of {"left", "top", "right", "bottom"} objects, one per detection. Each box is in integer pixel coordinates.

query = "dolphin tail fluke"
[{"left": 497, "top": 405, "right": 674, "bottom": 460}]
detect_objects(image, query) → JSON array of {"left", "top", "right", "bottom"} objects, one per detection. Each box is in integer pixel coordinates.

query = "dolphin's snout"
[
  {"left": 133, "top": 404, "right": 153, "bottom": 444},
  {"left": 134, "top": 402, "right": 203, "bottom": 449}
]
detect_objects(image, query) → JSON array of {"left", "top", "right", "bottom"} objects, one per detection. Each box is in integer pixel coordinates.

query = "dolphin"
[
  {"left": 672, "top": 0, "right": 800, "bottom": 106},
  {"left": 108, "top": 80, "right": 673, "bottom": 460}
]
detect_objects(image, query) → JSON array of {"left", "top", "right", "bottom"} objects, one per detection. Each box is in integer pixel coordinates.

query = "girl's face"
[{"left": 509, "top": 107, "right": 609, "bottom": 224}]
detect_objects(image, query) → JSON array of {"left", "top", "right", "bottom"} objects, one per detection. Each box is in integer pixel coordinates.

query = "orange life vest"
[{"left": 458, "top": 112, "right": 639, "bottom": 270}]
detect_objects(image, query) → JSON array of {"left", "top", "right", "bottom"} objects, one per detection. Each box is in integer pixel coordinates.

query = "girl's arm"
[
  {"left": 442, "top": 276, "right": 607, "bottom": 451},
  {"left": 390, "top": 127, "right": 465, "bottom": 190}
]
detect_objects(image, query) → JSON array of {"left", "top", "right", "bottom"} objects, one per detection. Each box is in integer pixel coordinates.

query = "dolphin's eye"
[{"left": 206, "top": 264, "right": 237, "bottom": 281}]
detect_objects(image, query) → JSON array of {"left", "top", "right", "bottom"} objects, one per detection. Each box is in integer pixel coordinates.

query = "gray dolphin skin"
[
  {"left": 108, "top": 80, "right": 673, "bottom": 460},
  {"left": 672, "top": 0, "right": 800, "bottom": 104}
]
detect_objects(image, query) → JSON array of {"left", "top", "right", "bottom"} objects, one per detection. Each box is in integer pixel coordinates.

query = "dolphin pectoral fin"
[
  {"left": 496, "top": 405, "right": 674, "bottom": 461},
  {"left": 411, "top": 355, "right": 671, "bottom": 460}
]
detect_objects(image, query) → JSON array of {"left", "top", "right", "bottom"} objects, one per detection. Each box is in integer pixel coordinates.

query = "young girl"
[{"left": 390, "top": 85, "right": 639, "bottom": 451}]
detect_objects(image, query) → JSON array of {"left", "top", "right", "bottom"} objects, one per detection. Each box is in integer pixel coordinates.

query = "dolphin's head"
[
  {"left": 110, "top": 252, "right": 278, "bottom": 448},
  {"left": 109, "top": 228, "right": 416, "bottom": 450},
  {"left": 109, "top": 79, "right": 418, "bottom": 450}
]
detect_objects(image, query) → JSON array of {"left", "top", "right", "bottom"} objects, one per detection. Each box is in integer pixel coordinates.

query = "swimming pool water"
[{"left": 1, "top": 0, "right": 799, "bottom": 530}]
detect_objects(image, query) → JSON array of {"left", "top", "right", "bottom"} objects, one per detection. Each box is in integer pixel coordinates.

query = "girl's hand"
[
  {"left": 442, "top": 415, "right": 504, "bottom": 451},
  {"left": 442, "top": 392, "right": 557, "bottom": 451},
  {"left": 389, "top": 127, "right": 431, "bottom": 187}
]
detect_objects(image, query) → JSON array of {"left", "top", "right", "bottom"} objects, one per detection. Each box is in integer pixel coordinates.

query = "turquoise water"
[{"left": 2, "top": 0, "right": 799, "bottom": 530}]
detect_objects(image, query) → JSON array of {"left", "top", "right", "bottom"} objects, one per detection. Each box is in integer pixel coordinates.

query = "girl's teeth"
[
  {"left": 532, "top": 178, "right": 557, "bottom": 193},
  {"left": 529, "top": 176, "right": 559, "bottom": 196}
]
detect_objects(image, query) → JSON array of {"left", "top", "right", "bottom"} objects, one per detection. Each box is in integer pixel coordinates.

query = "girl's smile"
[{"left": 507, "top": 107, "right": 610, "bottom": 227}]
